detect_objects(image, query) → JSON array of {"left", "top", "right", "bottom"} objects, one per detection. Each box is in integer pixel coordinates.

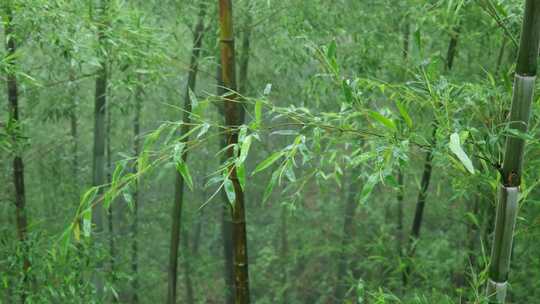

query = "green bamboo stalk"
[
  {"left": 91, "top": 0, "right": 109, "bottom": 298},
  {"left": 405, "top": 11, "right": 461, "bottom": 285},
  {"left": 3, "top": 2, "right": 30, "bottom": 303},
  {"left": 217, "top": 60, "right": 235, "bottom": 304},
  {"left": 131, "top": 79, "right": 142, "bottom": 304},
  {"left": 397, "top": 13, "right": 409, "bottom": 288},
  {"left": 167, "top": 3, "right": 207, "bottom": 303},
  {"left": 487, "top": 1, "right": 540, "bottom": 302},
  {"left": 106, "top": 98, "right": 117, "bottom": 302},
  {"left": 334, "top": 171, "right": 361, "bottom": 302},
  {"left": 218, "top": 0, "right": 251, "bottom": 303},
  {"left": 238, "top": 0, "right": 252, "bottom": 97}
]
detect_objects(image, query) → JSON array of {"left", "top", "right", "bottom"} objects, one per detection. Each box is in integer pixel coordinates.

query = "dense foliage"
[{"left": 2, "top": 0, "right": 540, "bottom": 303}]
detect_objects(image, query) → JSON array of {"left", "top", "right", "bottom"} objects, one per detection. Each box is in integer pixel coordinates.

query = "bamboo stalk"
[
  {"left": 218, "top": 0, "right": 251, "bottom": 302},
  {"left": 4, "top": 3, "right": 30, "bottom": 303},
  {"left": 487, "top": 1, "right": 540, "bottom": 302},
  {"left": 405, "top": 10, "right": 461, "bottom": 285},
  {"left": 131, "top": 80, "right": 142, "bottom": 304},
  {"left": 91, "top": 0, "right": 109, "bottom": 298},
  {"left": 397, "top": 14, "right": 409, "bottom": 289},
  {"left": 167, "top": 3, "right": 207, "bottom": 303},
  {"left": 217, "top": 61, "right": 235, "bottom": 304},
  {"left": 334, "top": 172, "right": 361, "bottom": 302}
]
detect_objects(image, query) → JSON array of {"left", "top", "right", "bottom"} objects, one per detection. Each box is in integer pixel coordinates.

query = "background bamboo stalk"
[
  {"left": 4, "top": 3, "right": 30, "bottom": 303},
  {"left": 91, "top": 0, "right": 109, "bottom": 299},
  {"left": 167, "top": 3, "right": 207, "bottom": 303}
]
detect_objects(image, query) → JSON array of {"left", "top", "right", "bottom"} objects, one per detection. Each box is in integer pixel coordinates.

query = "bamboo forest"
[{"left": 4, "top": 0, "right": 540, "bottom": 303}]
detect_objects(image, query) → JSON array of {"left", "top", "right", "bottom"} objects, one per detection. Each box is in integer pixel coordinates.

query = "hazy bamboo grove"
[{"left": 3, "top": 0, "right": 540, "bottom": 303}]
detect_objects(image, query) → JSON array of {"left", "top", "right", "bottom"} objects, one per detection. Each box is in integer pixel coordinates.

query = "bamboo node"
[{"left": 486, "top": 279, "right": 508, "bottom": 303}]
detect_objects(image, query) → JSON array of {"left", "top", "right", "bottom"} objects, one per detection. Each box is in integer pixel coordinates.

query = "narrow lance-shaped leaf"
[
  {"left": 369, "top": 111, "right": 397, "bottom": 131},
  {"left": 253, "top": 151, "right": 285, "bottom": 174},
  {"left": 176, "top": 162, "right": 194, "bottom": 190},
  {"left": 395, "top": 100, "right": 413, "bottom": 128},
  {"left": 224, "top": 175, "right": 236, "bottom": 206},
  {"left": 237, "top": 135, "right": 252, "bottom": 165},
  {"left": 449, "top": 132, "right": 475, "bottom": 174}
]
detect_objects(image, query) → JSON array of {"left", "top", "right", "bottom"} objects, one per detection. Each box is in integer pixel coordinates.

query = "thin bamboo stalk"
[
  {"left": 131, "top": 80, "right": 142, "bottom": 304},
  {"left": 91, "top": 0, "right": 109, "bottom": 298},
  {"left": 4, "top": 3, "right": 30, "bottom": 303},
  {"left": 397, "top": 14, "right": 409, "bottom": 288},
  {"left": 167, "top": 3, "right": 207, "bottom": 303},
  {"left": 405, "top": 13, "right": 461, "bottom": 285},
  {"left": 487, "top": 1, "right": 540, "bottom": 302},
  {"left": 334, "top": 172, "right": 360, "bottom": 302}
]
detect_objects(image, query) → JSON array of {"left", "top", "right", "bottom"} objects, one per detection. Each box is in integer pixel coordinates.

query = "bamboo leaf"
[
  {"left": 264, "top": 171, "right": 279, "bottom": 203},
  {"left": 237, "top": 135, "right": 252, "bottom": 165},
  {"left": 327, "top": 40, "right": 337, "bottom": 60},
  {"left": 369, "top": 111, "right": 397, "bottom": 131},
  {"left": 395, "top": 100, "right": 413, "bottom": 128},
  {"left": 176, "top": 162, "right": 194, "bottom": 190},
  {"left": 238, "top": 164, "right": 246, "bottom": 191},
  {"left": 173, "top": 142, "right": 186, "bottom": 163},
  {"left": 253, "top": 151, "right": 284, "bottom": 174},
  {"left": 73, "top": 222, "right": 81, "bottom": 242},
  {"left": 284, "top": 162, "right": 296, "bottom": 182},
  {"left": 449, "top": 132, "right": 475, "bottom": 174},
  {"left": 197, "top": 122, "right": 211, "bottom": 139},
  {"left": 82, "top": 208, "right": 92, "bottom": 238},
  {"left": 359, "top": 174, "right": 379, "bottom": 204},
  {"left": 342, "top": 80, "right": 353, "bottom": 103},
  {"left": 188, "top": 88, "right": 199, "bottom": 112},
  {"left": 224, "top": 176, "right": 236, "bottom": 205}
]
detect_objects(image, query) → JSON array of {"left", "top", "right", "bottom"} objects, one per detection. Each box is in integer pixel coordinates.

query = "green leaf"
[
  {"left": 327, "top": 40, "right": 337, "bottom": 60},
  {"left": 188, "top": 88, "right": 199, "bottom": 112},
  {"left": 342, "top": 80, "right": 353, "bottom": 103},
  {"left": 264, "top": 171, "right": 279, "bottom": 203},
  {"left": 111, "top": 163, "right": 124, "bottom": 187},
  {"left": 61, "top": 227, "right": 73, "bottom": 256},
  {"left": 369, "top": 111, "right": 396, "bottom": 131},
  {"left": 395, "top": 101, "right": 413, "bottom": 128},
  {"left": 73, "top": 222, "right": 80, "bottom": 242},
  {"left": 253, "top": 151, "right": 284, "bottom": 174},
  {"left": 414, "top": 28, "right": 423, "bottom": 54},
  {"left": 173, "top": 143, "right": 186, "bottom": 163},
  {"left": 449, "top": 132, "right": 475, "bottom": 174},
  {"left": 224, "top": 176, "right": 236, "bottom": 205},
  {"left": 82, "top": 208, "right": 92, "bottom": 238},
  {"left": 284, "top": 162, "right": 296, "bottom": 182},
  {"left": 123, "top": 191, "right": 134, "bottom": 211},
  {"left": 359, "top": 174, "right": 379, "bottom": 204},
  {"left": 176, "top": 162, "right": 194, "bottom": 190},
  {"left": 197, "top": 122, "right": 211, "bottom": 139},
  {"left": 80, "top": 187, "right": 98, "bottom": 209},
  {"left": 237, "top": 135, "right": 252, "bottom": 165},
  {"left": 237, "top": 164, "right": 246, "bottom": 191}
]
